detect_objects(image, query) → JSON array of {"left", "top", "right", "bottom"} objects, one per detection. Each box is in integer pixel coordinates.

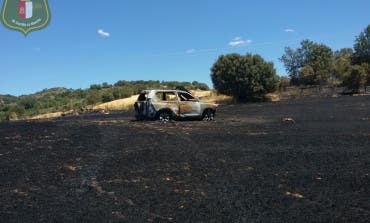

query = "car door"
[
  {"left": 152, "top": 91, "right": 180, "bottom": 115},
  {"left": 177, "top": 92, "right": 201, "bottom": 117}
]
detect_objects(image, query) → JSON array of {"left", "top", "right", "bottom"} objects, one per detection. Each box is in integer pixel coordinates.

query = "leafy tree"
[
  {"left": 192, "top": 81, "right": 209, "bottom": 90},
  {"left": 278, "top": 76, "right": 291, "bottom": 90},
  {"left": 332, "top": 48, "right": 353, "bottom": 86},
  {"left": 0, "top": 112, "right": 9, "bottom": 121},
  {"left": 343, "top": 65, "right": 367, "bottom": 92},
  {"left": 101, "top": 91, "right": 114, "bottom": 103},
  {"left": 280, "top": 39, "right": 333, "bottom": 85},
  {"left": 90, "top": 84, "right": 102, "bottom": 90},
  {"left": 19, "top": 96, "right": 36, "bottom": 110},
  {"left": 360, "top": 63, "right": 370, "bottom": 87},
  {"left": 8, "top": 105, "right": 25, "bottom": 120},
  {"left": 280, "top": 47, "right": 302, "bottom": 85},
  {"left": 353, "top": 25, "right": 370, "bottom": 64},
  {"left": 211, "top": 53, "right": 278, "bottom": 101},
  {"left": 114, "top": 80, "right": 128, "bottom": 87},
  {"left": 102, "top": 82, "right": 112, "bottom": 88},
  {"left": 86, "top": 90, "right": 101, "bottom": 105},
  {"left": 73, "top": 89, "right": 86, "bottom": 98},
  {"left": 299, "top": 65, "right": 315, "bottom": 85},
  {"left": 112, "top": 87, "right": 122, "bottom": 100},
  {"left": 112, "top": 86, "right": 135, "bottom": 99}
]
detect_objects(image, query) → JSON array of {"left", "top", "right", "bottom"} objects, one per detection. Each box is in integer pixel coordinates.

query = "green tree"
[
  {"left": 278, "top": 76, "right": 291, "bottom": 90},
  {"left": 101, "top": 91, "right": 114, "bottom": 103},
  {"left": 102, "top": 82, "right": 112, "bottom": 88},
  {"left": 353, "top": 25, "right": 370, "bottom": 64},
  {"left": 211, "top": 53, "right": 278, "bottom": 101},
  {"left": 86, "top": 90, "right": 101, "bottom": 105},
  {"left": 90, "top": 84, "right": 102, "bottom": 90},
  {"left": 280, "top": 47, "right": 302, "bottom": 85},
  {"left": 192, "top": 81, "right": 209, "bottom": 90},
  {"left": 299, "top": 65, "right": 315, "bottom": 85},
  {"left": 8, "top": 105, "right": 25, "bottom": 120},
  {"left": 332, "top": 48, "right": 353, "bottom": 86},
  {"left": 360, "top": 63, "right": 370, "bottom": 87},
  {"left": 112, "top": 87, "right": 134, "bottom": 99},
  {"left": 19, "top": 96, "right": 36, "bottom": 110},
  {"left": 0, "top": 112, "right": 9, "bottom": 121},
  {"left": 280, "top": 39, "right": 333, "bottom": 85},
  {"left": 343, "top": 65, "right": 367, "bottom": 92}
]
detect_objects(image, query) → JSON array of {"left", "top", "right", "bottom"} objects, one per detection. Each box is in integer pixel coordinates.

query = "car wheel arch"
[{"left": 155, "top": 108, "right": 175, "bottom": 120}]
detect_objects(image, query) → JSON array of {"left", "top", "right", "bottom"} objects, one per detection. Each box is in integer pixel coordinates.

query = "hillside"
[
  {"left": 0, "top": 80, "right": 210, "bottom": 121},
  {"left": 29, "top": 91, "right": 233, "bottom": 120}
]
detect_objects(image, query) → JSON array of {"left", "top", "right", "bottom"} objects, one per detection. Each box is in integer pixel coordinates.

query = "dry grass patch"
[
  {"left": 30, "top": 110, "right": 73, "bottom": 120},
  {"left": 93, "top": 95, "right": 138, "bottom": 111}
]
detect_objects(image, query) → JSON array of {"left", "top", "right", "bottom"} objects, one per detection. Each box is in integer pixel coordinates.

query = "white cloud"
[
  {"left": 228, "top": 37, "right": 252, "bottom": 47},
  {"left": 98, "top": 29, "right": 110, "bottom": 37},
  {"left": 186, "top": 49, "right": 196, "bottom": 54},
  {"left": 284, "top": 28, "right": 295, "bottom": 33}
]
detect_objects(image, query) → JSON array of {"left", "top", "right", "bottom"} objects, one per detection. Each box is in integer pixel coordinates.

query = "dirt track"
[{"left": 1, "top": 96, "right": 369, "bottom": 222}]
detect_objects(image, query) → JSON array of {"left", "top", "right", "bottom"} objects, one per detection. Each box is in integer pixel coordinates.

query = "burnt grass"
[{"left": 1, "top": 96, "right": 370, "bottom": 223}]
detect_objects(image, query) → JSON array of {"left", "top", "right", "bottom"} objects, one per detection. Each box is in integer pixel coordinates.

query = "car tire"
[
  {"left": 203, "top": 109, "right": 215, "bottom": 121},
  {"left": 157, "top": 110, "right": 172, "bottom": 122}
]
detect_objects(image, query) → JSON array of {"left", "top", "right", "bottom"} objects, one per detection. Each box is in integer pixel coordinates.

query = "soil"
[{"left": 0, "top": 96, "right": 369, "bottom": 222}]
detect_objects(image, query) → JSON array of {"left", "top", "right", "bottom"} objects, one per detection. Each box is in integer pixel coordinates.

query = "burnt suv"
[{"left": 134, "top": 90, "right": 218, "bottom": 121}]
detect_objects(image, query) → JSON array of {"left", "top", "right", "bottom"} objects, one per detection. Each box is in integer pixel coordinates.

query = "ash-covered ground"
[{"left": 0, "top": 96, "right": 369, "bottom": 222}]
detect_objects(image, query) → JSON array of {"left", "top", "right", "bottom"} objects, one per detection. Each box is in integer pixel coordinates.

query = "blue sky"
[{"left": 1, "top": 0, "right": 370, "bottom": 96}]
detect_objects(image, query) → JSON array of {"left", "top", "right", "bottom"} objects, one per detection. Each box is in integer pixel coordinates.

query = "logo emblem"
[{"left": 1, "top": 0, "right": 51, "bottom": 36}]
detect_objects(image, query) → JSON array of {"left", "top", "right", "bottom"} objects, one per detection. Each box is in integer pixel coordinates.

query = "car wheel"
[
  {"left": 203, "top": 109, "right": 215, "bottom": 121},
  {"left": 158, "top": 110, "right": 171, "bottom": 122}
]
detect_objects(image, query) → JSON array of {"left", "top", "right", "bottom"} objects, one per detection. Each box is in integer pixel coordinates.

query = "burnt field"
[{"left": 0, "top": 96, "right": 369, "bottom": 223}]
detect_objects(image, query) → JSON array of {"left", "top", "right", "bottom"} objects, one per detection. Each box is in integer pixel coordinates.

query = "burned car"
[{"left": 134, "top": 90, "right": 218, "bottom": 121}]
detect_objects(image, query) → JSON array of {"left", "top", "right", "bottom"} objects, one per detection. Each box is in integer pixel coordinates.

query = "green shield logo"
[{"left": 1, "top": 0, "right": 51, "bottom": 35}]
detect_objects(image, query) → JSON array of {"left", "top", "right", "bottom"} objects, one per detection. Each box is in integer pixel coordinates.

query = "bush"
[
  {"left": 86, "top": 90, "right": 101, "bottom": 105},
  {"left": 19, "top": 96, "right": 36, "bottom": 110},
  {"left": 343, "top": 65, "right": 367, "bottom": 92},
  {"left": 112, "top": 87, "right": 134, "bottom": 99},
  {"left": 0, "top": 112, "right": 9, "bottom": 121},
  {"left": 278, "top": 76, "right": 291, "bottom": 90},
  {"left": 101, "top": 92, "right": 114, "bottom": 103},
  {"left": 90, "top": 84, "right": 102, "bottom": 90},
  {"left": 211, "top": 53, "right": 278, "bottom": 101}
]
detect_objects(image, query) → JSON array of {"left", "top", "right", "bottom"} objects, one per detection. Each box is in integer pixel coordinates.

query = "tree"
[
  {"left": 360, "top": 63, "right": 370, "bottom": 87},
  {"left": 102, "top": 82, "right": 112, "bottom": 88},
  {"left": 343, "top": 65, "right": 367, "bottom": 92},
  {"left": 280, "top": 47, "right": 302, "bottom": 85},
  {"left": 114, "top": 80, "right": 127, "bottom": 87},
  {"left": 211, "top": 53, "right": 278, "bottom": 101},
  {"left": 112, "top": 86, "right": 134, "bottom": 99},
  {"left": 19, "top": 96, "right": 36, "bottom": 110},
  {"left": 0, "top": 112, "right": 9, "bottom": 121},
  {"left": 90, "top": 84, "right": 102, "bottom": 90},
  {"left": 353, "top": 25, "right": 370, "bottom": 64},
  {"left": 8, "top": 105, "right": 25, "bottom": 120},
  {"left": 332, "top": 48, "right": 353, "bottom": 86},
  {"left": 192, "top": 81, "right": 209, "bottom": 90},
  {"left": 278, "top": 76, "right": 291, "bottom": 90},
  {"left": 299, "top": 65, "right": 315, "bottom": 85},
  {"left": 86, "top": 90, "right": 101, "bottom": 105},
  {"left": 101, "top": 91, "right": 114, "bottom": 103},
  {"left": 280, "top": 39, "right": 333, "bottom": 85}
]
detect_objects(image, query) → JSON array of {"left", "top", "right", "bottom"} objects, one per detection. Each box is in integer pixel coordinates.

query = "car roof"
[{"left": 141, "top": 90, "right": 190, "bottom": 94}]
